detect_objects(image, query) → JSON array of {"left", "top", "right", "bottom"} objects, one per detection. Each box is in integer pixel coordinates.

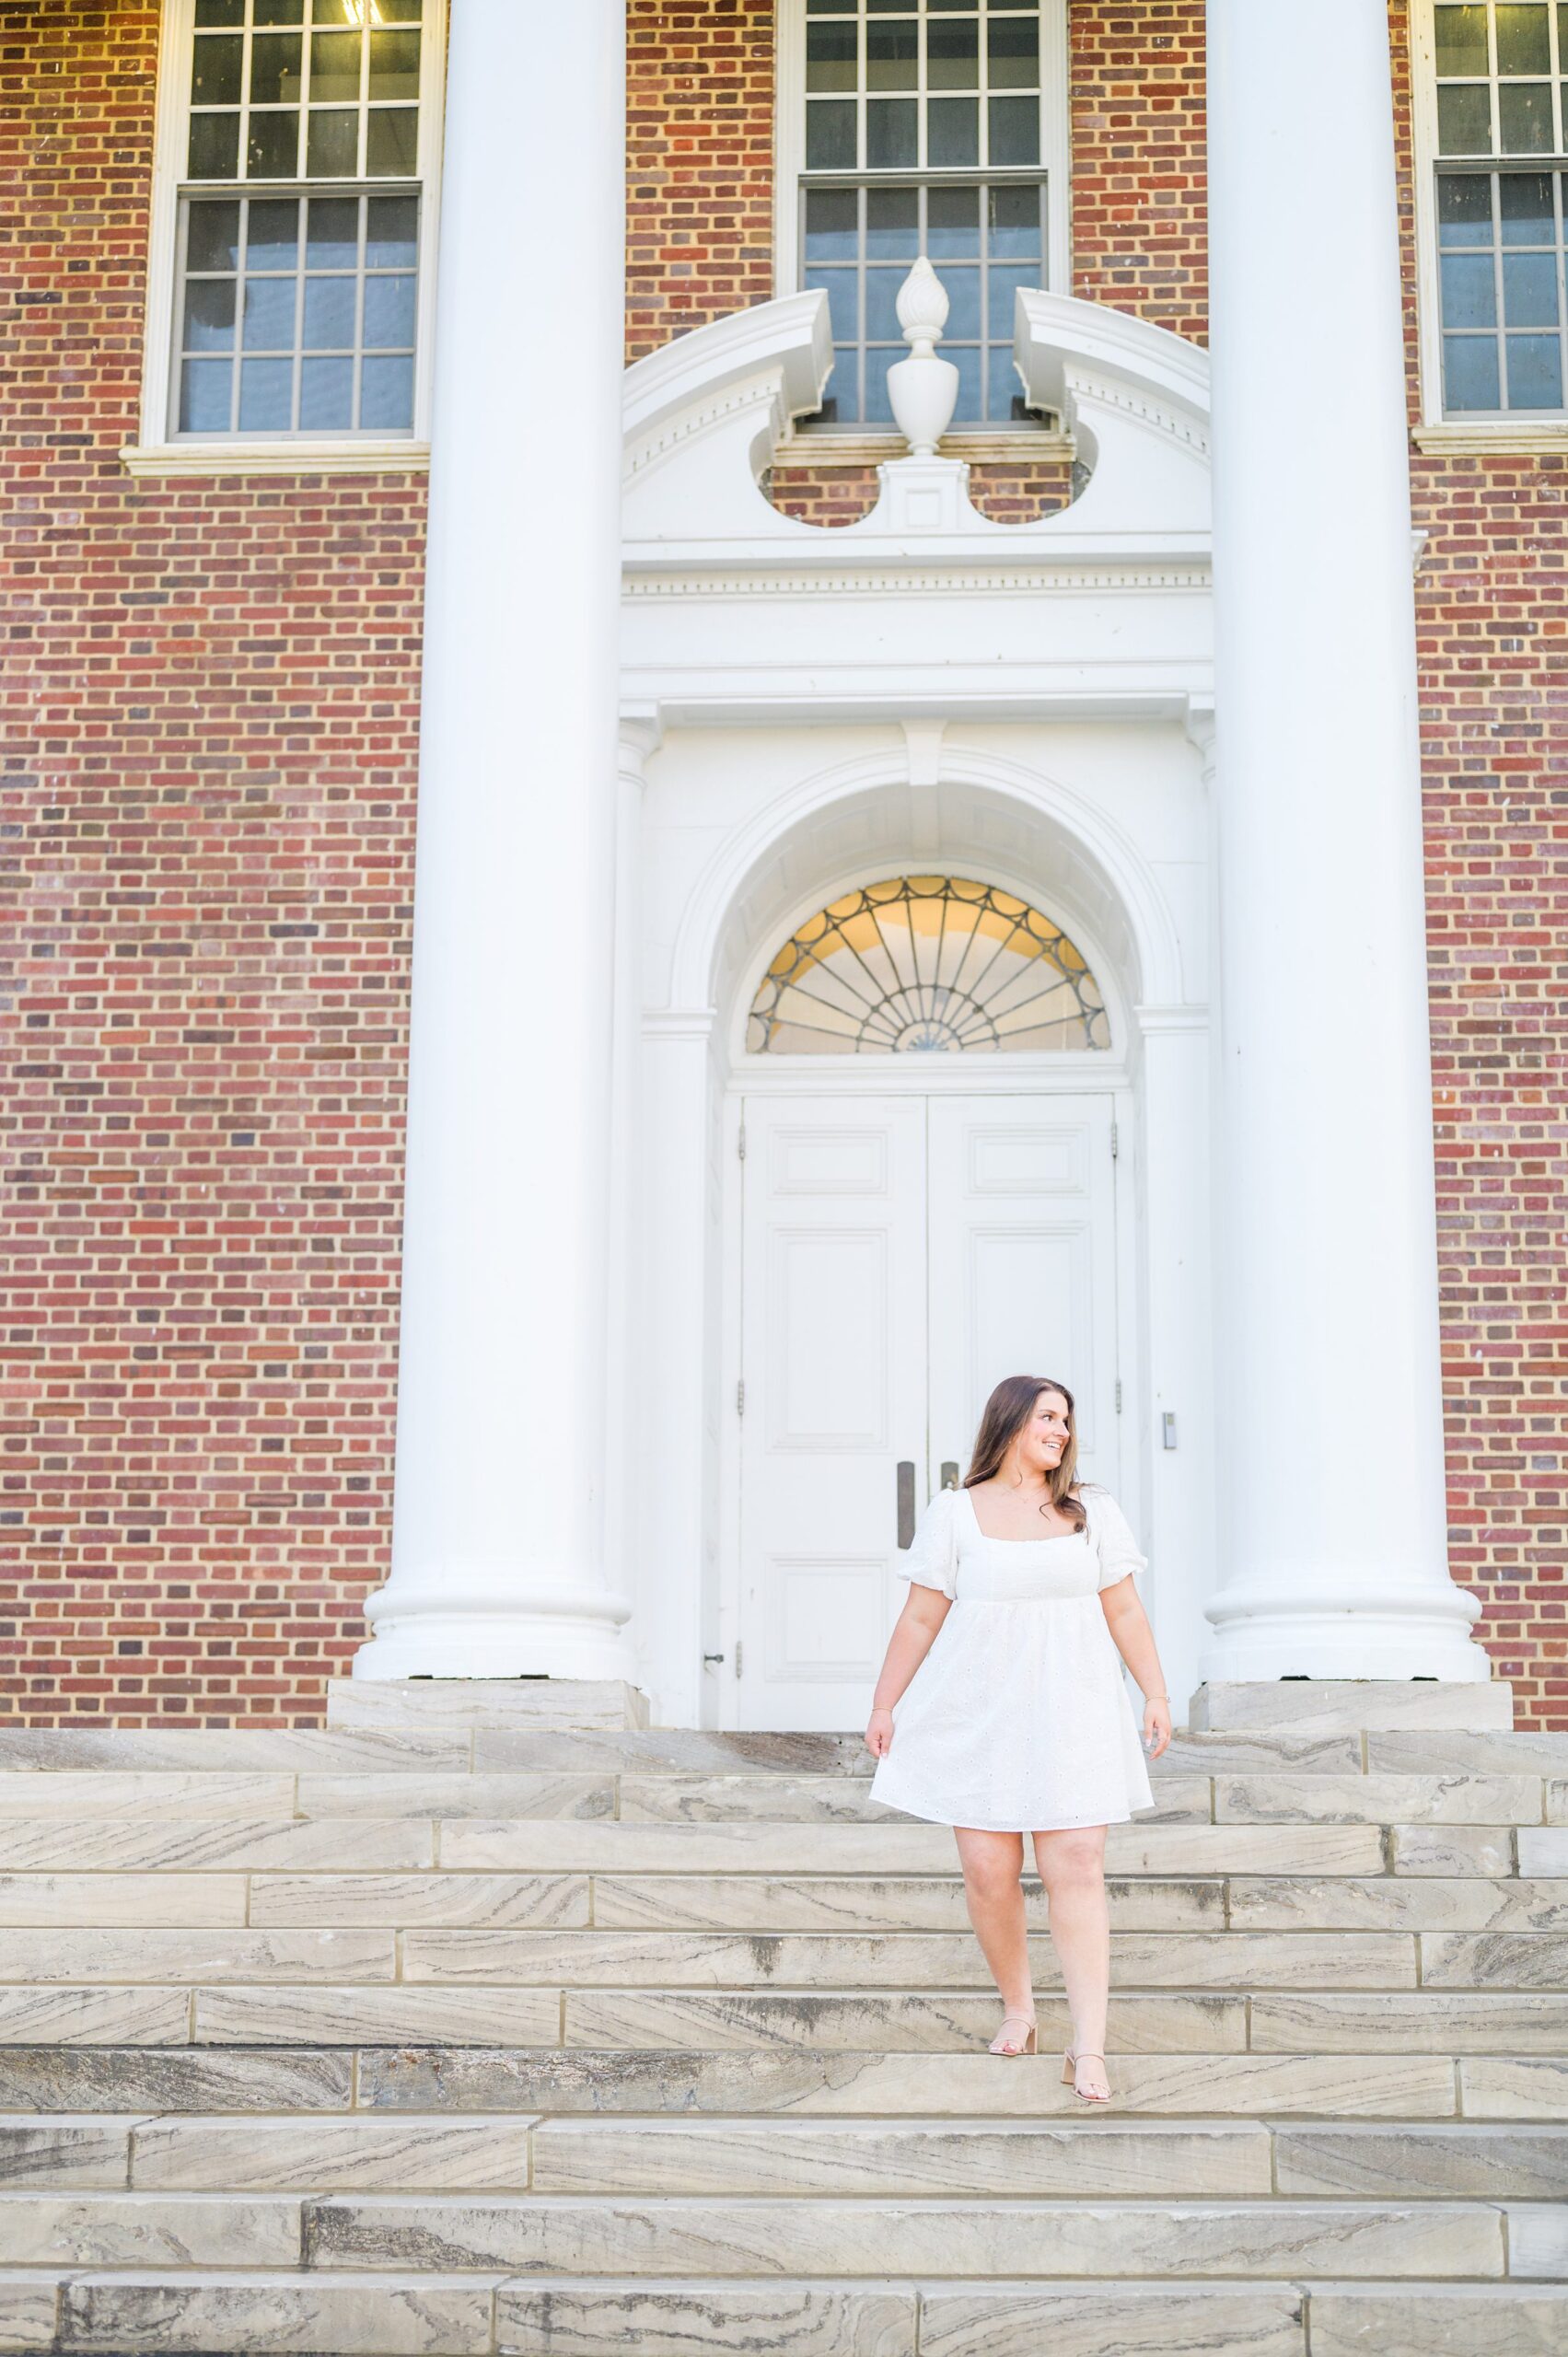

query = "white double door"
[{"left": 734, "top": 1090, "right": 1123, "bottom": 1730}]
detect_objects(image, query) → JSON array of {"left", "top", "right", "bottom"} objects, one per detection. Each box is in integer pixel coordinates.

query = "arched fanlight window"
[{"left": 747, "top": 875, "right": 1110, "bottom": 1055}]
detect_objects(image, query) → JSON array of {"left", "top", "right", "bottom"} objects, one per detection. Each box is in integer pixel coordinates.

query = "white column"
[
  {"left": 1201, "top": 1, "right": 1486, "bottom": 1680},
  {"left": 355, "top": 0, "right": 633, "bottom": 1679}
]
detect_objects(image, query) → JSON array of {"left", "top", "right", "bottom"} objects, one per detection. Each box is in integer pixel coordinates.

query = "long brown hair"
[{"left": 964, "top": 1374, "right": 1086, "bottom": 1534}]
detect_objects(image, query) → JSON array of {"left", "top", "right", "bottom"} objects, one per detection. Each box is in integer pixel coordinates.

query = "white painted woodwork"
[
  {"left": 737, "top": 1097, "right": 930, "bottom": 1732},
  {"left": 924, "top": 1094, "right": 1121, "bottom": 1495},
  {"left": 1202, "top": 0, "right": 1485, "bottom": 1680},
  {"left": 736, "top": 1093, "right": 1124, "bottom": 1731},
  {"left": 355, "top": 0, "right": 634, "bottom": 1680}
]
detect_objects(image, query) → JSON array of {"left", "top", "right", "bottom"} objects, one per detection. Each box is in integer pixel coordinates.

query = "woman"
[{"left": 865, "top": 1374, "right": 1171, "bottom": 2102}]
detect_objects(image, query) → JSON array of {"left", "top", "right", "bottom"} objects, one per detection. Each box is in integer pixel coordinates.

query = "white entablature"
[{"left": 620, "top": 286, "right": 1214, "bottom": 725}]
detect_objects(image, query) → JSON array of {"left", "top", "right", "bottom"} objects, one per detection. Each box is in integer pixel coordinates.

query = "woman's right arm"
[{"left": 865, "top": 1585, "right": 952, "bottom": 1756}]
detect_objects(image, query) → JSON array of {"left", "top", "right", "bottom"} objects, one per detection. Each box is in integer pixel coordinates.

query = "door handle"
[
  {"left": 896, "top": 1461, "right": 916, "bottom": 1550},
  {"left": 940, "top": 1460, "right": 960, "bottom": 1491}
]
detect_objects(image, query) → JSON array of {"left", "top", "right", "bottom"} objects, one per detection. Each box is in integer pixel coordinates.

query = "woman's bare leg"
[
  {"left": 953, "top": 1827, "right": 1033, "bottom": 2037},
  {"left": 1032, "top": 1826, "right": 1110, "bottom": 2096}
]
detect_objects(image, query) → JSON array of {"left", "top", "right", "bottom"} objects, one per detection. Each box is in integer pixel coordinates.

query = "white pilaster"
[
  {"left": 1201, "top": 0, "right": 1486, "bottom": 1680},
  {"left": 355, "top": 0, "right": 633, "bottom": 1679}
]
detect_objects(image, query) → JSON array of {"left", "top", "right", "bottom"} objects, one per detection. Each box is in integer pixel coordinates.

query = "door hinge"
[
  {"left": 1110, "top": 1119, "right": 1120, "bottom": 1160},
  {"left": 1115, "top": 1377, "right": 1123, "bottom": 1413},
  {"left": 734, "top": 1638, "right": 744, "bottom": 1679},
  {"left": 737, "top": 1121, "right": 747, "bottom": 1161},
  {"left": 736, "top": 1378, "right": 746, "bottom": 1417}
]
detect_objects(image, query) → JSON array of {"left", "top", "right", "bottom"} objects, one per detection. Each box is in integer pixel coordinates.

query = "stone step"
[
  {"left": 9, "top": 2272, "right": 1564, "bottom": 2357},
  {"left": 191, "top": 1986, "right": 1237, "bottom": 2051},
  {"left": 0, "top": 1763, "right": 1550, "bottom": 1832},
  {"left": 498, "top": 2278, "right": 1295, "bottom": 2357},
  {"left": 391, "top": 1926, "right": 1422, "bottom": 1991},
  {"left": 0, "top": 2043, "right": 1500, "bottom": 2119},
  {"left": 249, "top": 1871, "right": 1222, "bottom": 1933},
  {"left": 6, "top": 2269, "right": 1559, "bottom": 2357},
  {"left": 558, "top": 1986, "right": 1568, "bottom": 2054},
  {"left": 0, "top": 1730, "right": 476, "bottom": 1772},
  {"left": 524, "top": 2118, "right": 1568, "bottom": 2199},
  {"left": 436, "top": 1820, "right": 1391, "bottom": 1874},
  {"left": 275, "top": 1872, "right": 1568, "bottom": 1934},
  {"left": 302, "top": 2192, "right": 1506, "bottom": 2278},
  {"left": 366, "top": 2044, "right": 1473, "bottom": 2117},
  {"left": 0, "top": 1774, "right": 296, "bottom": 1819},
  {"left": 327, "top": 1678, "right": 649, "bottom": 1730},
  {"left": 0, "top": 1929, "right": 398, "bottom": 1985},
  {"left": 41, "top": 2270, "right": 495, "bottom": 2355},
  {"left": 8, "top": 1869, "right": 1563, "bottom": 1939},
  {"left": 6, "top": 1723, "right": 1562, "bottom": 1783},
  {"left": 1190, "top": 1681, "right": 1516, "bottom": 1733},
  {"left": 0, "top": 1819, "right": 436, "bottom": 1873}
]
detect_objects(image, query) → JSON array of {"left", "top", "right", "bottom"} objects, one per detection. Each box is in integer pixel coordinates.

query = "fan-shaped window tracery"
[{"left": 747, "top": 875, "right": 1109, "bottom": 1054}]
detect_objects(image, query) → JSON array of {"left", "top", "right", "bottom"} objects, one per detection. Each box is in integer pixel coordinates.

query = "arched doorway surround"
[{"left": 633, "top": 739, "right": 1212, "bottom": 1730}]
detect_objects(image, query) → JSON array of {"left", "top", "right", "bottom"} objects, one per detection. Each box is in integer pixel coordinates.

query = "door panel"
[
  {"left": 927, "top": 1095, "right": 1120, "bottom": 1491},
  {"left": 737, "top": 1098, "right": 927, "bottom": 1731},
  {"left": 735, "top": 1091, "right": 1121, "bottom": 1730}
]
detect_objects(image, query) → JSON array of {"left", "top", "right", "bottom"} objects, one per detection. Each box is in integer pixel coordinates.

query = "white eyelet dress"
[{"left": 866, "top": 1482, "right": 1157, "bottom": 1833}]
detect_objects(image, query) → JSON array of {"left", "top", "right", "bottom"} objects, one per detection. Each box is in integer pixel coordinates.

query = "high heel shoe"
[
  {"left": 988, "top": 2012, "right": 1038, "bottom": 2056},
  {"left": 1062, "top": 2047, "right": 1112, "bottom": 2102}
]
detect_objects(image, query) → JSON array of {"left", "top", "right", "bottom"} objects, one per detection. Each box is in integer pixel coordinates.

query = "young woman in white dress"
[{"left": 865, "top": 1374, "right": 1172, "bottom": 2103}]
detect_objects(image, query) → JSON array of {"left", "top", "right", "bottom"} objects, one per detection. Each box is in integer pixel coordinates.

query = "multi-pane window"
[
  {"left": 171, "top": 0, "right": 434, "bottom": 438},
  {"left": 798, "top": 0, "right": 1055, "bottom": 426},
  {"left": 1432, "top": 2, "right": 1568, "bottom": 412}
]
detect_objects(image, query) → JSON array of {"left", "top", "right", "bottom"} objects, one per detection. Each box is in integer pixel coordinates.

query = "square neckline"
[{"left": 958, "top": 1482, "right": 1088, "bottom": 1547}]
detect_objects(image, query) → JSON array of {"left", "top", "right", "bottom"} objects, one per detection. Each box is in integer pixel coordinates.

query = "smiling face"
[{"left": 1009, "top": 1387, "right": 1072, "bottom": 1481}]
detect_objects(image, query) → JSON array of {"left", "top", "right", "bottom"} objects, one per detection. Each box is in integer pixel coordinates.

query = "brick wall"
[
  {"left": 4, "top": 6, "right": 424, "bottom": 1723},
  {"left": 626, "top": 0, "right": 776, "bottom": 362},
  {"left": 1388, "top": 3, "right": 1568, "bottom": 1729},
  {"left": 4, "top": 2, "right": 1562, "bottom": 1725}
]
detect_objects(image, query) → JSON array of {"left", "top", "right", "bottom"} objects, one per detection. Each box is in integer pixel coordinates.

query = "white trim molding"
[
  {"left": 134, "top": 0, "right": 447, "bottom": 470},
  {"left": 121, "top": 437, "right": 430, "bottom": 478}
]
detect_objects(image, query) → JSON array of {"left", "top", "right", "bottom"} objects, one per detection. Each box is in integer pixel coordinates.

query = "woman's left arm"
[{"left": 1099, "top": 1581, "right": 1172, "bottom": 1758}]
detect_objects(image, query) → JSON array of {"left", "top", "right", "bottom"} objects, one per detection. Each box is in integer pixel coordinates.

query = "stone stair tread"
[
  {"left": 300, "top": 2190, "right": 1507, "bottom": 2278},
  {"left": 354, "top": 2045, "right": 1469, "bottom": 2116}
]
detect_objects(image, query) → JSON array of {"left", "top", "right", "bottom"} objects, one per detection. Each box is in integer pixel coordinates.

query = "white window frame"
[
  {"left": 1411, "top": 0, "right": 1568, "bottom": 448},
  {"left": 127, "top": 0, "right": 447, "bottom": 475},
  {"left": 773, "top": 0, "right": 1071, "bottom": 425}
]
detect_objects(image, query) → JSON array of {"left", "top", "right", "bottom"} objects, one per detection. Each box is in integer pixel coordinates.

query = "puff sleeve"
[
  {"left": 897, "top": 1484, "right": 958, "bottom": 1599},
  {"left": 1086, "top": 1485, "right": 1149, "bottom": 1592}
]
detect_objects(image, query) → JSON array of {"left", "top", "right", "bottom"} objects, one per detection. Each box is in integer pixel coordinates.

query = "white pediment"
[{"left": 621, "top": 286, "right": 1212, "bottom": 565}]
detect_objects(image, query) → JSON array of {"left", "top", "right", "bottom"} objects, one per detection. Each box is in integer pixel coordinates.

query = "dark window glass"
[
  {"left": 366, "top": 108, "right": 418, "bottom": 174},
  {"left": 805, "top": 186, "right": 859, "bottom": 262},
  {"left": 366, "top": 196, "right": 419, "bottom": 269},
  {"left": 186, "top": 200, "right": 242, "bottom": 273},
  {"left": 191, "top": 35, "right": 243, "bottom": 104},
  {"left": 308, "top": 108, "right": 359, "bottom": 175},
  {"left": 247, "top": 111, "right": 300, "bottom": 177},
  {"left": 189, "top": 111, "right": 240, "bottom": 179},
  {"left": 250, "top": 33, "right": 303, "bottom": 105},
  {"left": 988, "top": 95, "right": 1038, "bottom": 165},
  {"left": 928, "top": 98, "right": 979, "bottom": 166},
  {"left": 807, "top": 99, "right": 857, "bottom": 168}
]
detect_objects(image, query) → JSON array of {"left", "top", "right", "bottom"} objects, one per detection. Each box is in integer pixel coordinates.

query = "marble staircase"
[{"left": 0, "top": 1682, "right": 1563, "bottom": 2354}]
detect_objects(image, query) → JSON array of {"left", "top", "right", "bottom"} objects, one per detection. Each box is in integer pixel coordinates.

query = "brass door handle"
[{"left": 941, "top": 1461, "right": 960, "bottom": 1491}]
